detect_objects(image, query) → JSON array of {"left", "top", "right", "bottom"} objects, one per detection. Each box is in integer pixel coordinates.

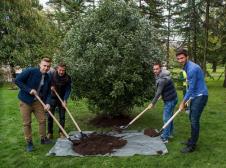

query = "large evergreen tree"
[{"left": 60, "top": 0, "right": 164, "bottom": 116}]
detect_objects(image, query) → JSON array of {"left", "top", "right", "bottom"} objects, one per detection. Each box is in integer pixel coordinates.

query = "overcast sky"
[{"left": 39, "top": 0, "right": 49, "bottom": 8}]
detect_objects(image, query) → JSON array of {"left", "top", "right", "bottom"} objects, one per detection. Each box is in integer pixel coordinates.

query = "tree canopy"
[{"left": 60, "top": 0, "right": 164, "bottom": 116}]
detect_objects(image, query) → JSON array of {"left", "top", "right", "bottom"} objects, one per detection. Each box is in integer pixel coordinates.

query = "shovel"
[
  {"left": 114, "top": 106, "right": 151, "bottom": 131},
  {"left": 150, "top": 99, "right": 191, "bottom": 137},
  {"left": 115, "top": 97, "right": 161, "bottom": 131},
  {"left": 34, "top": 94, "right": 78, "bottom": 143},
  {"left": 52, "top": 88, "right": 87, "bottom": 138}
]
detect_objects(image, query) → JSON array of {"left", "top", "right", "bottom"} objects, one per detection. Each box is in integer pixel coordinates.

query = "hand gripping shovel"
[
  {"left": 150, "top": 99, "right": 191, "bottom": 137},
  {"left": 52, "top": 88, "right": 87, "bottom": 138},
  {"left": 34, "top": 94, "right": 76, "bottom": 143}
]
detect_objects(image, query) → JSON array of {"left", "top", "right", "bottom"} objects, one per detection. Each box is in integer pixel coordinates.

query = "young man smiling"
[
  {"left": 148, "top": 63, "right": 178, "bottom": 143},
  {"left": 15, "top": 58, "right": 52, "bottom": 152},
  {"left": 176, "top": 49, "right": 208, "bottom": 153}
]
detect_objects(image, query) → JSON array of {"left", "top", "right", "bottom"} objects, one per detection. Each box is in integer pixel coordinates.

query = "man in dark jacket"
[
  {"left": 148, "top": 63, "right": 178, "bottom": 143},
  {"left": 15, "top": 58, "right": 52, "bottom": 152},
  {"left": 47, "top": 63, "right": 71, "bottom": 139}
]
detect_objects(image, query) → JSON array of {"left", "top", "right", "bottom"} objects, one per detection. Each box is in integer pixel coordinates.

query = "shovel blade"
[{"left": 80, "top": 132, "right": 88, "bottom": 139}]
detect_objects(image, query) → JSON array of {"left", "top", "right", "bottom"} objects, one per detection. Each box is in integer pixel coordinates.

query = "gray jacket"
[{"left": 151, "top": 70, "right": 177, "bottom": 105}]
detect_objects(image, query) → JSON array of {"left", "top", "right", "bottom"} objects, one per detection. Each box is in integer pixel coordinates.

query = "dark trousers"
[
  {"left": 48, "top": 99, "right": 66, "bottom": 134},
  {"left": 188, "top": 95, "right": 208, "bottom": 146}
]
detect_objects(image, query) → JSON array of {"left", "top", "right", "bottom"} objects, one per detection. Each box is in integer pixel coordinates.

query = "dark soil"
[
  {"left": 72, "top": 132, "right": 127, "bottom": 155},
  {"left": 144, "top": 128, "right": 160, "bottom": 137},
  {"left": 90, "top": 115, "right": 132, "bottom": 127}
]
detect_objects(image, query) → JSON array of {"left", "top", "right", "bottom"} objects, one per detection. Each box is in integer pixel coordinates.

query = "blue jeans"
[
  {"left": 188, "top": 95, "right": 208, "bottom": 146},
  {"left": 161, "top": 98, "right": 178, "bottom": 140}
]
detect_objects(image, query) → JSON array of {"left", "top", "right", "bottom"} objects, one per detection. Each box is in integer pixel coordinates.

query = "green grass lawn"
[{"left": 0, "top": 79, "right": 226, "bottom": 168}]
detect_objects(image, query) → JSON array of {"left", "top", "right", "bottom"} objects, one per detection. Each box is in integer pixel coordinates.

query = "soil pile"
[
  {"left": 90, "top": 115, "right": 131, "bottom": 127},
  {"left": 72, "top": 132, "right": 127, "bottom": 155},
  {"left": 144, "top": 128, "right": 160, "bottom": 137}
]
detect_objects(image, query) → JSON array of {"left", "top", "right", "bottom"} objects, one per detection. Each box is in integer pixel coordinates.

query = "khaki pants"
[{"left": 19, "top": 100, "right": 46, "bottom": 141}]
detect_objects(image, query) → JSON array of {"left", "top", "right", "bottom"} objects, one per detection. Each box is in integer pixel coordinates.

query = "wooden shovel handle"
[
  {"left": 52, "top": 89, "right": 82, "bottom": 133},
  {"left": 35, "top": 94, "right": 70, "bottom": 139}
]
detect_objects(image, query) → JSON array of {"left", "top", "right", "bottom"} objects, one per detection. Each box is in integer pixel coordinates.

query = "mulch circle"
[
  {"left": 72, "top": 132, "right": 127, "bottom": 155},
  {"left": 144, "top": 128, "right": 160, "bottom": 137}
]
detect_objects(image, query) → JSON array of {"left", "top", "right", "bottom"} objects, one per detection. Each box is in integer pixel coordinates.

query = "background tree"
[
  {"left": 47, "top": 0, "right": 86, "bottom": 36},
  {"left": 60, "top": 0, "right": 164, "bottom": 116},
  {"left": 0, "top": 0, "right": 59, "bottom": 68}
]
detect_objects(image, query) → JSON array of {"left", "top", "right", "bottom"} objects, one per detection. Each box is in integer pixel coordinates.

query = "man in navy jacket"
[
  {"left": 47, "top": 63, "right": 71, "bottom": 139},
  {"left": 176, "top": 49, "right": 208, "bottom": 153},
  {"left": 15, "top": 58, "right": 52, "bottom": 152}
]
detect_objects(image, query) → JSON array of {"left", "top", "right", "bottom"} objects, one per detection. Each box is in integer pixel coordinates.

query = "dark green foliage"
[
  {"left": 0, "top": 0, "right": 59, "bottom": 67},
  {"left": 61, "top": 0, "right": 164, "bottom": 116}
]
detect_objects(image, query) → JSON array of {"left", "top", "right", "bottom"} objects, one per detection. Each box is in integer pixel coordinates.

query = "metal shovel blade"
[
  {"left": 112, "top": 125, "right": 128, "bottom": 133},
  {"left": 80, "top": 132, "right": 88, "bottom": 139}
]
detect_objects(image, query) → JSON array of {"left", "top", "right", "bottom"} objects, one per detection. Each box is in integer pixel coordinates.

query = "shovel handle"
[
  {"left": 160, "top": 98, "right": 191, "bottom": 131},
  {"left": 127, "top": 106, "right": 150, "bottom": 127},
  {"left": 52, "top": 89, "right": 82, "bottom": 133},
  {"left": 35, "top": 94, "right": 70, "bottom": 139},
  {"left": 161, "top": 108, "right": 182, "bottom": 130}
]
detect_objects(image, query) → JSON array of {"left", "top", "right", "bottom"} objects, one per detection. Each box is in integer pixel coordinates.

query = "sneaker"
[
  {"left": 41, "top": 137, "right": 52, "bottom": 144},
  {"left": 26, "top": 140, "right": 33, "bottom": 152},
  {"left": 160, "top": 137, "right": 169, "bottom": 144},
  {"left": 185, "top": 110, "right": 190, "bottom": 114},
  {"left": 180, "top": 145, "right": 196, "bottom": 153},
  {"left": 169, "top": 135, "right": 174, "bottom": 139},
  {"left": 47, "top": 133, "right": 53, "bottom": 139}
]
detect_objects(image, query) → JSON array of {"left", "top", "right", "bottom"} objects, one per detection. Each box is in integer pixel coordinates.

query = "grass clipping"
[{"left": 72, "top": 132, "right": 127, "bottom": 155}]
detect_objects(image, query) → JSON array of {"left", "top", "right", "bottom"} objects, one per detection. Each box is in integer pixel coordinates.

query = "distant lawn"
[{"left": 0, "top": 79, "right": 226, "bottom": 168}]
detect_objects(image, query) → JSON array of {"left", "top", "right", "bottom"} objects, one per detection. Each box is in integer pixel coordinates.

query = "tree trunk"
[
  {"left": 203, "top": 0, "right": 209, "bottom": 75},
  {"left": 212, "top": 61, "right": 217, "bottom": 72},
  {"left": 166, "top": 0, "right": 171, "bottom": 68},
  {"left": 223, "top": 64, "right": 226, "bottom": 88},
  {"left": 191, "top": 0, "right": 197, "bottom": 63}
]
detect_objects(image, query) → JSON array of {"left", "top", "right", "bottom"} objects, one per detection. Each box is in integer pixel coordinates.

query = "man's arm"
[
  {"left": 179, "top": 69, "right": 197, "bottom": 110},
  {"left": 183, "top": 69, "right": 197, "bottom": 102},
  {"left": 151, "top": 79, "right": 165, "bottom": 106},
  {"left": 15, "top": 68, "right": 32, "bottom": 94},
  {"left": 63, "top": 76, "right": 72, "bottom": 102}
]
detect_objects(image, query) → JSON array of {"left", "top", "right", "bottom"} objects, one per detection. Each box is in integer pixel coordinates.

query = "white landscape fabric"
[{"left": 47, "top": 130, "right": 168, "bottom": 157}]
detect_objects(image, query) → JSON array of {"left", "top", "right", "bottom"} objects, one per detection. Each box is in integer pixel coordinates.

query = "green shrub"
[{"left": 61, "top": 0, "right": 164, "bottom": 116}]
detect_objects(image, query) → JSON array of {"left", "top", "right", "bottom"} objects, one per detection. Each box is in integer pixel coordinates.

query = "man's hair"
[
  {"left": 153, "top": 62, "right": 162, "bottom": 68},
  {"left": 41, "top": 57, "right": 51, "bottom": 63},
  {"left": 57, "top": 62, "right": 67, "bottom": 68},
  {"left": 176, "top": 48, "right": 188, "bottom": 57}
]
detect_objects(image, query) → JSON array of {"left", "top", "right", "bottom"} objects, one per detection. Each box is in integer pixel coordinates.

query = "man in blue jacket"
[
  {"left": 47, "top": 63, "right": 71, "bottom": 139},
  {"left": 15, "top": 58, "right": 52, "bottom": 152},
  {"left": 176, "top": 49, "right": 208, "bottom": 153}
]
